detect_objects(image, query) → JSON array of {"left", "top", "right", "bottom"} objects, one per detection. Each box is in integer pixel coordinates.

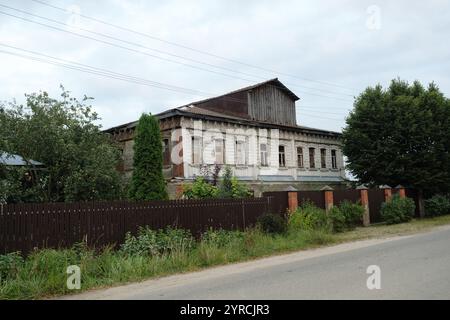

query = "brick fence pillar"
[
  {"left": 288, "top": 191, "right": 298, "bottom": 213},
  {"left": 396, "top": 185, "right": 406, "bottom": 198},
  {"left": 380, "top": 185, "right": 392, "bottom": 202},
  {"left": 357, "top": 185, "right": 370, "bottom": 227},
  {"left": 321, "top": 185, "right": 334, "bottom": 213}
]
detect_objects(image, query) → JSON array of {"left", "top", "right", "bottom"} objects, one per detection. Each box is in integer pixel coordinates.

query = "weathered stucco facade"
[{"left": 106, "top": 79, "right": 348, "bottom": 198}]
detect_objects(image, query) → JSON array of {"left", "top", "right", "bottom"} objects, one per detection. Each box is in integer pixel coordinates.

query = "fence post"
[
  {"left": 380, "top": 185, "right": 392, "bottom": 202},
  {"left": 357, "top": 185, "right": 370, "bottom": 227},
  {"left": 321, "top": 185, "right": 334, "bottom": 213},
  {"left": 396, "top": 185, "right": 406, "bottom": 198},
  {"left": 241, "top": 199, "right": 246, "bottom": 230},
  {"left": 284, "top": 186, "right": 298, "bottom": 213},
  {"left": 287, "top": 192, "right": 298, "bottom": 213}
]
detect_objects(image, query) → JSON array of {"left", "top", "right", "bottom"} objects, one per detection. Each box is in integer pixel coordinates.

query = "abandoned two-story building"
[{"left": 105, "top": 79, "right": 347, "bottom": 197}]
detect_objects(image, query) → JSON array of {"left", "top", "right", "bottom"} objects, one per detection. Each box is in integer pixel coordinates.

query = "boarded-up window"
[
  {"left": 309, "top": 147, "right": 315, "bottom": 168},
  {"left": 192, "top": 136, "right": 202, "bottom": 164},
  {"left": 260, "top": 143, "right": 268, "bottom": 167},
  {"left": 297, "top": 147, "right": 304, "bottom": 168},
  {"left": 331, "top": 149, "right": 337, "bottom": 169},
  {"left": 321, "top": 148, "right": 327, "bottom": 169},
  {"left": 279, "top": 145, "right": 286, "bottom": 167},
  {"left": 235, "top": 140, "right": 246, "bottom": 165},
  {"left": 214, "top": 139, "right": 225, "bottom": 164},
  {"left": 162, "top": 138, "right": 170, "bottom": 165}
]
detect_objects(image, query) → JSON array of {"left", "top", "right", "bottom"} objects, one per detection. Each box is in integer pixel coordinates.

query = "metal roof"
[{"left": 0, "top": 152, "right": 44, "bottom": 166}]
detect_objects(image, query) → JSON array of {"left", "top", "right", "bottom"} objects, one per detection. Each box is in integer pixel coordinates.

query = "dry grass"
[{"left": 334, "top": 214, "right": 450, "bottom": 243}]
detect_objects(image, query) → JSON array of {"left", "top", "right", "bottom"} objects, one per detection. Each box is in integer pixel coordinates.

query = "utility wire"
[
  {"left": 0, "top": 3, "right": 355, "bottom": 99},
  {"left": 0, "top": 7, "right": 354, "bottom": 102},
  {"left": 31, "top": 0, "right": 357, "bottom": 92},
  {"left": 0, "top": 45, "right": 350, "bottom": 120}
]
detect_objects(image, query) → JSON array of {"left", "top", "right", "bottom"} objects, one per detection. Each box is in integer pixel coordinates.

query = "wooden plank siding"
[{"left": 248, "top": 85, "right": 296, "bottom": 126}]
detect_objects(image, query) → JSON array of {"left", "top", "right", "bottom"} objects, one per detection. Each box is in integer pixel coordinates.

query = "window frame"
[
  {"left": 320, "top": 148, "right": 327, "bottom": 169},
  {"left": 162, "top": 138, "right": 171, "bottom": 166},
  {"left": 279, "top": 145, "right": 286, "bottom": 168},
  {"left": 214, "top": 138, "right": 225, "bottom": 165},
  {"left": 296, "top": 146, "right": 304, "bottom": 168},
  {"left": 309, "top": 147, "right": 316, "bottom": 169},
  {"left": 235, "top": 139, "right": 246, "bottom": 166},
  {"left": 331, "top": 149, "right": 338, "bottom": 169},
  {"left": 191, "top": 136, "right": 202, "bottom": 165},
  {"left": 260, "top": 143, "right": 268, "bottom": 167}
]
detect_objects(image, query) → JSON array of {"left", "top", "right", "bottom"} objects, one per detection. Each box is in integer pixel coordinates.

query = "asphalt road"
[{"left": 64, "top": 225, "right": 450, "bottom": 300}]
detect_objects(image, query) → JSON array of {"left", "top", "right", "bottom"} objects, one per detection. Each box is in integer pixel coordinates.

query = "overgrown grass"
[{"left": 1, "top": 214, "right": 450, "bottom": 300}]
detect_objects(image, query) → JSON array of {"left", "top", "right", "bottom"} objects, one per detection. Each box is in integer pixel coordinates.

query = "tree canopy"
[
  {"left": 342, "top": 79, "right": 450, "bottom": 196},
  {"left": 0, "top": 86, "right": 122, "bottom": 203},
  {"left": 128, "top": 113, "right": 168, "bottom": 200}
]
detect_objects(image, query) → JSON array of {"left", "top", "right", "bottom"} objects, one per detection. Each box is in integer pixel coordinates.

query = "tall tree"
[
  {"left": 0, "top": 86, "right": 122, "bottom": 203},
  {"left": 342, "top": 79, "right": 450, "bottom": 215},
  {"left": 128, "top": 113, "right": 168, "bottom": 200}
]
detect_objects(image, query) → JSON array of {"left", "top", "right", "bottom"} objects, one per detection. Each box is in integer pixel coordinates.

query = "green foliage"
[
  {"left": 381, "top": 195, "right": 416, "bottom": 224},
  {"left": 0, "top": 224, "right": 338, "bottom": 299},
  {"left": 182, "top": 177, "right": 219, "bottom": 199},
  {"left": 230, "top": 177, "right": 253, "bottom": 198},
  {"left": 289, "top": 201, "right": 363, "bottom": 233},
  {"left": 342, "top": 79, "right": 450, "bottom": 195},
  {"left": 288, "top": 202, "right": 330, "bottom": 232},
  {"left": 0, "top": 252, "right": 24, "bottom": 283},
  {"left": 182, "top": 166, "right": 251, "bottom": 199},
  {"left": 425, "top": 194, "right": 450, "bottom": 217},
  {"left": 128, "top": 113, "right": 168, "bottom": 200},
  {"left": 328, "top": 206, "right": 348, "bottom": 233},
  {"left": 338, "top": 200, "right": 365, "bottom": 229},
  {"left": 0, "top": 87, "right": 122, "bottom": 203},
  {"left": 120, "top": 227, "right": 194, "bottom": 257},
  {"left": 257, "top": 213, "right": 287, "bottom": 234},
  {"left": 217, "top": 166, "right": 234, "bottom": 198},
  {"left": 201, "top": 229, "right": 245, "bottom": 248}
]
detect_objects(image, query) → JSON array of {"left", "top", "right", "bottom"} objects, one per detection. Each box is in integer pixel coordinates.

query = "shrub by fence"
[
  {"left": 264, "top": 186, "right": 418, "bottom": 224},
  {"left": 0, "top": 197, "right": 275, "bottom": 255}
]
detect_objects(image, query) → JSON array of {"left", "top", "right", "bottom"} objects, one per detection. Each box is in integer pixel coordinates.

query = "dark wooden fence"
[
  {"left": 367, "top": 189, "right": 385, "bottom": 223},
  {"left": 263, "top": 192, "right": 288, "bottom": 215},
  {"left": 0, "top": 197, "right": 275, "bottom": 255}
]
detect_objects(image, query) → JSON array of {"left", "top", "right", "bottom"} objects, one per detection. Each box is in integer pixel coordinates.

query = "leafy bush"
[
  {"left": 183, "top": 168, "right": 252, "bottom": 199},
  {"left": 182, "top": 177, "right": 219, "bottom": 199},
  {"left": 288, "top": 202, "right": 329, "bottom": 232},
  {"left": 230, "top": 177, "right": 252, "bottom": 198},
  {"left": 120, "top": 227, "right": 194, "bottom": 256},
  {"left": 328, "top": 201, "right": 364, "bottom": 232},
  {"left": 257, "top": 213, "right": 287, "bottom": 234},
  {"left": 328, "top": 206, "right": 348, "bottom": 233},
  {"left": 338, "top": 200, "right": 364, "bottom": 229},
  {"left": 0, "top": 252, "right": 24, "bottom": 283},
  {"left": 381, "top": 195, "right": 416, "bottom": 224},
  {"left": 425, "top": 194, "right": 450, "bottom": 217}
]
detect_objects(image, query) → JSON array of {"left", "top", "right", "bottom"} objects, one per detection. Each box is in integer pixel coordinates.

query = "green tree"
[
  {"left": 128, "top": 113, "right": 168, "bottom": 200},
  {"left": 0, "top": 86, "right": 122, "bottom": 203},
  {"left": 342, "top": 79, "right": 450, "bottom": 215},
  {"left": 218, "top": 166, "right": 233, "bottom": 198}
]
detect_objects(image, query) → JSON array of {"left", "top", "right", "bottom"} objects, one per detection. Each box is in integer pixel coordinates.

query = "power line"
[
  {"left": 0, "top": 45, "right": 353, "bottom": 122},
  {"left": 0, "top": 9, "right": 354, "bottom": 102},
  {"left": 0, "top": 4, "right": 351, "bottom": 101},
  {"left": 31, "top": 0, "right": 357, "bottom": 92},
  {"left": 0, "top": 3, "right": 356, "bottom": 99}
]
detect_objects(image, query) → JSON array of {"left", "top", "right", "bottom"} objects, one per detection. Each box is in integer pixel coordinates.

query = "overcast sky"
[{"left": 0, "top": 0, "right": 449, "bottom": 132}]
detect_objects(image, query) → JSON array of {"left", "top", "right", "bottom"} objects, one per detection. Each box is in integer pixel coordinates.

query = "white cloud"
[{"left": 0, "top": 0, "right": 449, "bottom": 132}]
